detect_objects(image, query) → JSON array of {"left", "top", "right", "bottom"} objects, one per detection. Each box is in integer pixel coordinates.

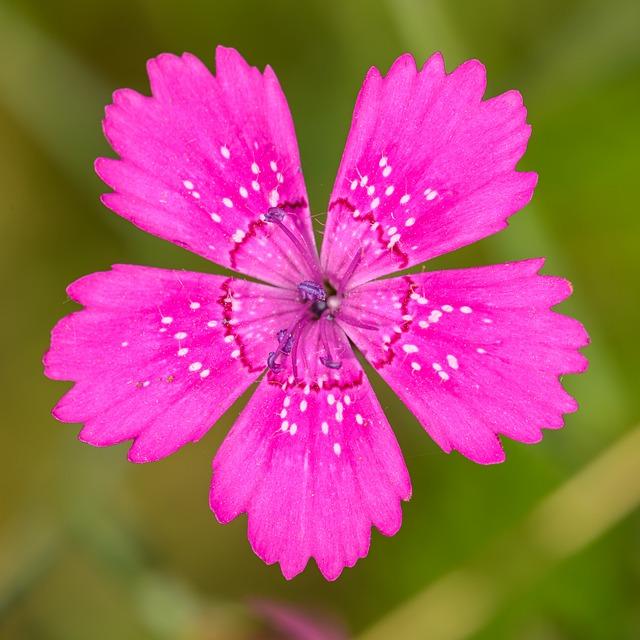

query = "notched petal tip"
[
  {"left": 126, "top": 443, "right": 156, "bottom": 464},
  {"left": 385, "top": 52, "right": 418, "bottom": 77},
  {"left": 215, "top": 44, "right": 253, "bottom": 74},
  {"left": 423, "top": 50, "right": 445, "bottom": 74}
]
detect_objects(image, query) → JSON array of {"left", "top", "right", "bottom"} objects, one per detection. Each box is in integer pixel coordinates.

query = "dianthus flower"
[{"left": 45, "top": 47, "right": 588, "bottom": 580}]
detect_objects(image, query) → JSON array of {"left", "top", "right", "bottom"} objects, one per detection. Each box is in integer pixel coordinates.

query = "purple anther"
[
  {"left": 265, "top": 207, "right": 286, "bottom": 222},
  {"left": 298, "top": 280, "right": 326, "bottom": 303},
  {"left": 320, "top": 356, "right": 342, "bottom": 369}
]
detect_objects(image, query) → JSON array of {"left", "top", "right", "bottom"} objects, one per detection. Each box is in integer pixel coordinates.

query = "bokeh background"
[{"left": 2, "top": 0, "right": 639, "bottom": 638}]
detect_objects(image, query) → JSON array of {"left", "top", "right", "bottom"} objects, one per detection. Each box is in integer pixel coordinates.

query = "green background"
[{"left": 2, "top": 0, "right": 639, "bottom": 638}]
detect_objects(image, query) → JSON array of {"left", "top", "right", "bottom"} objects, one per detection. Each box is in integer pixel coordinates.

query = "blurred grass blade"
[
  {"left": 0, "top": 515, "right": 61, "bottom": 618},
  {"left": 386, "top": 0, "right": 468, "bottom": 63},
  {"left": 358, "top": 423, "right": 640, "bottom": 640},
  {"left": 0, "top": 3, "right": 108, "bottom": 189},
  {"left": 524, "top": 0, "right": 640, "bottom": 109}
]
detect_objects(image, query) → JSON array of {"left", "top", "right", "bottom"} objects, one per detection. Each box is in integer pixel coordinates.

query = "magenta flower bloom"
[{"left": 45, "top": 47, "right": 588, "bottom": 580}]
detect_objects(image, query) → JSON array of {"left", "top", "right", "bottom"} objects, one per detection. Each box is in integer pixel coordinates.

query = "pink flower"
[{"left": 44, "top": 47, "right": 588, "bottom": 580}]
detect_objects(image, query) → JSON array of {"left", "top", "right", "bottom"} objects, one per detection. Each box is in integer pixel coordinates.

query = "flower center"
[
  {"left": 264, "top": 207, "right": 377, "bottom": 380},
  {"left": 267, "top": 278, "right": 342, "bottom": 376}
]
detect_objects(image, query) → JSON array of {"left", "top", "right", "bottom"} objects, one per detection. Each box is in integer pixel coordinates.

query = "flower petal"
[
  {"left": 44, "top": 265, "right": 299, "bottom": 462},
  {"left": 340, "top": 259, "right": 589, "bottom": 464},
  {"left": 96, "top": 47, "right": 315, "bottom": 287},
  {"left": 322, "top": 52, "right": 536, "bottom": 287},
  {"left": 210, "top": 343, "right": 411, "bottom": 580}
]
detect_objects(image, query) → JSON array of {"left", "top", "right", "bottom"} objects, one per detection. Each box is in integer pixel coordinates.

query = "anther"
[
  {"left": 298, "top": 281, "right": 326, "bottom": 303},
  {"left": 320, "top": 356, "right": 342, "bottom": 369},
  {"left": 265, "top": 207, "right": 286, "bottom": 222}
]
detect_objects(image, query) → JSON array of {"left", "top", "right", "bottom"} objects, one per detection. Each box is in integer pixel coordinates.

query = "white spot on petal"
[
  {"left": 446, "top": 354, "right": 459, "bottom": 369},
  {"left": 387, "top": 233, "right": 401, "bottom": 248}
]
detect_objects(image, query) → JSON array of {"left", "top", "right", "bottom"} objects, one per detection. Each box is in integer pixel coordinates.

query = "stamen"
[
  {"left": 266, "top": 207, "right": 322, "bottom": 281},
  {"left": 267, "top": 311, "right": 309, "bottom": 377},
  {"left": 337, "top": 312, "right": 379, "bottom": 331},
  {"left": 291, "top": 322, "right": 303, "bottom": 380},
  {"left": 319, "top": 318, "right": 342, "bottom": 370},
  {"left": 267, "top": 351, "right": 283, "bottom": 372},
  {"left": 337, "top": 247, "right": 364, "bottom": 290}
]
